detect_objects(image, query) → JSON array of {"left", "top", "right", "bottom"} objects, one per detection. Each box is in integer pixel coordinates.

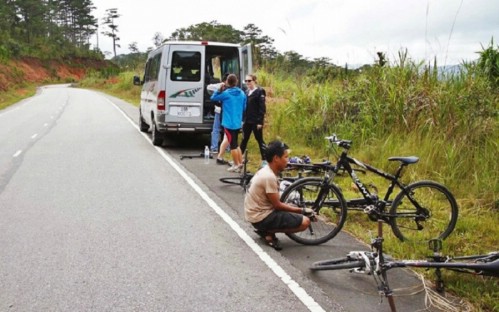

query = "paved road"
[{"left": 0, "top": 85, "right": 429, "bottom": 311}]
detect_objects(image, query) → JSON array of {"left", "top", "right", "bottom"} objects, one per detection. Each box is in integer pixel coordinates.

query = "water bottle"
[{"left": 204, "top": 146, "right": 210, "bottom": 164}]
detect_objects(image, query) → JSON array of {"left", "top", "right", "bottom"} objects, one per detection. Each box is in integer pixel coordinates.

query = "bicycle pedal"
[{"left": 363, "top": 205, "right": 376, "bottom": 214}]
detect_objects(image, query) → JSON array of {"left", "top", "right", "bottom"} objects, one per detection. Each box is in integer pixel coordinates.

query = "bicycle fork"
[{"left": 306, "top": 183, "right": 330, "bottom": 236}]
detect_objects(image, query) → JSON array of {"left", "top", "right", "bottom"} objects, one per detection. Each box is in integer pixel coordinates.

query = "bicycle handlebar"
[{"left": 325, "top": 134, "right": 352, "bottom": 149}]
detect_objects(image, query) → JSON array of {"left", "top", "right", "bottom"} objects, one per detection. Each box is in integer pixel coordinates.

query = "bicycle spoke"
[
  {"left": 390, "top": 181, "right": 458, "bottom": 242},
  {"left": 281, "top": 178, "right": 347, "bottom": 245}
]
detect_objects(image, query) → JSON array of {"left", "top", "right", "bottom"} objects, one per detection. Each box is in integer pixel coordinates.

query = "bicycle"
[
  {"left": 219, "top": 149, "right": 254, "bottom": 191},
  {"left": 280, "top": 134, "right": 459, "bottom": 245},
  {"left": 310, "top": 219, "right": 499, "bottom": 312},
  {"left": 219, "top": 150, "right": 325, "bottom": 192}
]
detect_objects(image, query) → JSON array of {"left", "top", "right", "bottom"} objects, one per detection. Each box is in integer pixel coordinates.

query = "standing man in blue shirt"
[{"left": 210, "top": 74, "right": 246, "bottom": 172}]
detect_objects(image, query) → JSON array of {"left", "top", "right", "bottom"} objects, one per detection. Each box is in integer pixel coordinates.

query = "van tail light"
[{"left": 157, "top": 90, "right": 166, "bottom": 110}]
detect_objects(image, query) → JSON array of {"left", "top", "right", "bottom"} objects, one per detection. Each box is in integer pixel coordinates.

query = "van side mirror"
[{"left": 133, "top": 75, "right": 142, "bottom": 85}]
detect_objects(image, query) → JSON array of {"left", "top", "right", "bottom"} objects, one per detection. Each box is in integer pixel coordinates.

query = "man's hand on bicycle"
[{"left": 302, "top": 208, "right": 317, "bottom": 221}]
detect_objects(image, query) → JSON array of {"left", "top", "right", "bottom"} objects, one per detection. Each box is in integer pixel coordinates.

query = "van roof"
[{"left": 162, "top": 40, "right": 241, "bottom": 48}]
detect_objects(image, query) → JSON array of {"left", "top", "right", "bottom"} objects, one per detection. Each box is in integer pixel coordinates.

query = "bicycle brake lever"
[{"left": 324, "top": 134, "right": 337, "bottom": 142}]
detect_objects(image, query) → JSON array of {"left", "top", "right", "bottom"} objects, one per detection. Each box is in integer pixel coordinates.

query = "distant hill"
[{"left": 0, "top": 57, "right": 118, "bottom": 91}]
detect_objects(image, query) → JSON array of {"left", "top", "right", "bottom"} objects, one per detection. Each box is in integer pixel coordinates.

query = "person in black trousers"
[{"left": 240, "top": 74, "right": 267, "bottom": 166}]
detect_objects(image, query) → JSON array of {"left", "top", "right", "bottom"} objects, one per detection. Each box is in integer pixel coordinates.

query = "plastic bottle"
[{"left": 204, "top": 146, "right": 210, "bottom": 164}]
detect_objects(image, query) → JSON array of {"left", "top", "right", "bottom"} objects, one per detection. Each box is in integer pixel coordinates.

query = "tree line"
[
  {"left": 0, "top": 0, "right": 122, "bottom": 60},
  {"left": 4, "top": 2, "right": 495, "bottom": 84},
  {"left": 121, "top": 20, "right": 352, "bottom": 79}
]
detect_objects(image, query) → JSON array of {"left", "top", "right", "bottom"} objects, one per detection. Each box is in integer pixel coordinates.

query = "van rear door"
[
  {"left": 240, "top": 44, "right": 253, "bottom": 82},
  {"left": 164, "top": 45, "right": 205, "bottom": 126}
]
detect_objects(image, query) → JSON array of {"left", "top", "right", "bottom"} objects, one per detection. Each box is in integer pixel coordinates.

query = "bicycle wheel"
[
  {"left": 281, "top": 177, "right": 348, "bottom": 245},
  {"left": 220, "top": 176, "right": 243, "bottom": 186},
  {"left": 310, "top": 256, "right": 365, "bottom": 271},
  {"left": 219, "top": 174, "right": 253, "bottom": 190},
  {"left": 390, "top": 180, "right": 458, "bottom": 242}
]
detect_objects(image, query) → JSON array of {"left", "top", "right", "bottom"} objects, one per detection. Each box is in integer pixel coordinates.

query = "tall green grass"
[{"left": 79, "top": 71, "right": 141, "bottom": 105}]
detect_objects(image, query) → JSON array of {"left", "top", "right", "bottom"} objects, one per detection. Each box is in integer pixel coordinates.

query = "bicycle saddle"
[{"left": 388, "top": 156, "right": 419, "bottom": 164}]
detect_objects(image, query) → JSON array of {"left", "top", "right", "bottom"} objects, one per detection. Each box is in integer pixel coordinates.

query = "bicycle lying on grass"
[
  {"left": 310, "top": 219, "right": 499, "bottom": 312},
  {"left": 280, "top": 134, "right": 459, "bottom": 245}
]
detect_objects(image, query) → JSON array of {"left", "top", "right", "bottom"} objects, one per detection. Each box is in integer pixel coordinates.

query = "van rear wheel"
[{"left": 151, "top": 120, "right": 163, "bottom": 146}]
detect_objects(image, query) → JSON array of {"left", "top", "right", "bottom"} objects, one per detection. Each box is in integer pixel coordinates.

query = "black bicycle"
[
  {"left": 310, "top": 219, "right": 499, "bottom": 312},
  {"left": 219, "top": 150, "right": 254, "bottom": 191},
  {"left": 280, "top": 134, "right": 459, "bottom": 244},
  {"left": 219, "top": 150, "right": 324, "bottom": 192}
]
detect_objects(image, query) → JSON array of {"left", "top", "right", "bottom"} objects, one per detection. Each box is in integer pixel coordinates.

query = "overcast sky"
[{"left": 91, "top": 0, "right": 498, "bottom": 66}]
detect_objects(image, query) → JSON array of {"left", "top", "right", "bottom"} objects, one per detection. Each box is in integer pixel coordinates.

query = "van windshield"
[{"left": 171, "top": 51, "right": 201, "bottom": 82}]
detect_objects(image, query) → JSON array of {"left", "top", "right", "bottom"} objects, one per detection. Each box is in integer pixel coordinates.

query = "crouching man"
[{"left": 244, "top": 140, "right": 315, "bottom": 250}]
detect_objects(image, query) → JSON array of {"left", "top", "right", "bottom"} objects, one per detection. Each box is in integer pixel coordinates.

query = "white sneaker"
[
  {"left": 234, "top": 164, "right": 243, "bottom": 173},
  {"left": 227, "top": 164, "right": 243, "bottom": 173}
]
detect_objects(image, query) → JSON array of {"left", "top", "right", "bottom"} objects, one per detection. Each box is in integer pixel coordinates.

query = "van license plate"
[
  {"left": 170, "top": 106, "right": 200, "bottom": 117},
  {"left": 178, "top": 107, "right": 192, "bottom": 117}
]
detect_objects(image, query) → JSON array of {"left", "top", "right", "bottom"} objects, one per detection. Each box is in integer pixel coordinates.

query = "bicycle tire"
[
  {"left": 281, "top": 177, "right": 348, "bottom": 245},
  {"left": 220, "top": 173, "right": 254, "bottom": 190},
  {"left": 219, "top": 176, "right": 244, "bottom": 186},
  {"left": 390, "top": 180, "right": 458, "bottom": 242},
  {"left": 310, "top": 256, "right": 365, "bottom": 271}
]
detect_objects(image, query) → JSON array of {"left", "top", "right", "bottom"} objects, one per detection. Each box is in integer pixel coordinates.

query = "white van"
[{"left": 133, "top": 41, "right": 253, "bottom": 146}]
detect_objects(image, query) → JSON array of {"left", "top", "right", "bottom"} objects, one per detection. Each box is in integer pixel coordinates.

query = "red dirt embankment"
[{"left": 0, "top": 57, "right": 116, "bottom": 91}]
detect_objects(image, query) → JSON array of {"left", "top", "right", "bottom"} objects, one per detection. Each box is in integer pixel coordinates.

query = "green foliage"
[
  {"left": 111, "top": 52, "right": 147, "bottom": 72},
  {"left": 476, "top": 38, "right": 499, "bottom": 87},
  {"left": 79, "top": 70, "right": 141, "bottom": 105},
  {"left": 0, "top": 86, "right": 37, "bottom": 111},
  {"left": 241, "top": 24, "right": 275, "bottom": 67},
  {"left": 169, "top": 21, "right": 243, "bottom": 43},
  {"left": 0, "top": 0, "right": 100, "bottom": 60}
]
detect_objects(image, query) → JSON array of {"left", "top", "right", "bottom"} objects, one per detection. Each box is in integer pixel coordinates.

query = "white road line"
[
  {"left": 13, "top": 150, "right": 22, "bottom": 157},
  {"left": 108, "top": 99, "right": 326, "bottom": 312},
  {"left": 31, "top": 133, "right": 38, "bottom": 139}
]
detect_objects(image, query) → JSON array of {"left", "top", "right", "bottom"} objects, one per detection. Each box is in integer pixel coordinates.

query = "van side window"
[
  {"left": 145, "top": 53, "right": 162, "bottom": 82},
  {"left": 171, "top": 51, "right": 201, "bottom": 82}
]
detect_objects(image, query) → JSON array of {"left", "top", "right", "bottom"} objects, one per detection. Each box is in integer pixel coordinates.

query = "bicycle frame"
[
  {"left": 326, "top": 139, "right": 427, "bottom": 223},
  {"left": 359, "top": 221, "right": 499, "bottom": 295},
  {"left": 339, "top": 220, "right": 499, "bottom": 311}
]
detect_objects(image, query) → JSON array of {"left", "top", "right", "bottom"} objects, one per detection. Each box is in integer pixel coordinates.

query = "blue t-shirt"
[{"left": 211, "top": 87, "right": 247, "bottom": 130}]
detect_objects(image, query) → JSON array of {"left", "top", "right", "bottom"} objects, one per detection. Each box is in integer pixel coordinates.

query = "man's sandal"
[
  {"left": 254, "top": 230, "right": 282, "bottom": 250},
  {"left": 265, "top": 234, "right": 282, "bottom": 251}
]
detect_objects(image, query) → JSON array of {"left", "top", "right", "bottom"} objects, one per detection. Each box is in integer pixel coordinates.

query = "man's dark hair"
[
  {"left": 227, "top": 74, "right": 238, "bottom": 87},
  {"left": 265, "top": 140, "right": 289, "bottom": 162}
]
